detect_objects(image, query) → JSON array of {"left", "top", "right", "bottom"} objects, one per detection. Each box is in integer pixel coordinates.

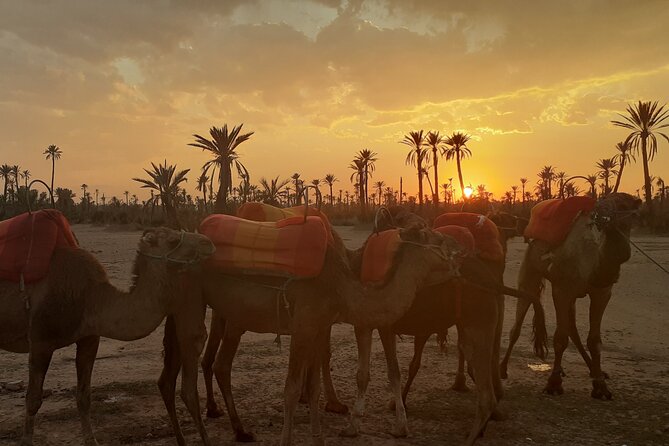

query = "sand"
[{"left": 1, "top": 224, "right": 668, "bottom": 445}]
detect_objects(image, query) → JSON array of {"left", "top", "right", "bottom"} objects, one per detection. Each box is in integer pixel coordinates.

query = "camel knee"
[{"left": 587, "top": 335, "right": 602, "bottom": 352}]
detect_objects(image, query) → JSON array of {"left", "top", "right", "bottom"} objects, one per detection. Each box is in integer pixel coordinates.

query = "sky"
[{"left": 1, "top": 0, "right": 668, "bottom": 202}]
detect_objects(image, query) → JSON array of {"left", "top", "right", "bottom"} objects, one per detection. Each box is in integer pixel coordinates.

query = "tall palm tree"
[
  {"left": 349, "top": 158, "right": 365, "bottom": 210},
  {"left": 401, "top": 130, "right": 427, "bottom": 205},
  {"left": 425, "top": 131, "right": 446, "bottom": 205},
  {"left": 511, "top": 185, "right": 518, "bottom": 204},
  {"left": 81, "top": 184, "right": 88, "bottom": 210},
  {"left": 310, "top": 179, "right": 322, "bottom": 202},
  {"left": 520, "top": 177, "right": 528, "bottom": 204},
  {"left": 197, "top": 172, "right": 209, "bottom": 210},
  {"left": 188, "top": 124, "right": 253, "bottom": 213},
  {"left": 656, "top": 177, "right": 665, "bottom": 202},
  {"left": 612, "top": 141, "right": 635, "bottom": 193},
  {"left": 259, "top": 176, "right": 290, "bottom": 206},
  {"left": 323, "top": 173, "right": 338, "bottom": 205},
  {"left": 124, "top": 191, "right": 129, "bottom": 206},
  {"left": 596, "top": 158, "right": 618, "bottom": 196},
  {"left": 586, "top": 174, "right": 598, "bottom": 198},
  {"left": 0, "top": 164, "right": 12, "bottom": 202},
  {"left": 443, "top": 132, "right": 472, "bottom": 200},
  {"left": 9, "top": 165, "right": 20, "bottom": 203},
  {"left": 133, "top": 160, "right": 190, "bottom": 228},
  {"left": 537, "top": 165, "right": 556, "bottom": 199},
  {"left": 43, "top": 145, "right": 62, "bottom": 194},
  {"left": 21, "top": 170, "right": 30, "bottom": 188},
  {"left": 612, "top": 101, "right": 669, "bottom": 210},
  {"left": 355, "top": 149, "right": 377, "bottom": 207},
  {"left": 555, "top": 171, "right": 567, "bottom": 198},
  {"left": 291, "top": 173, "right": 301, "bottom": 205},
  {"left": 374, "top": 180, "right": 385, "bottom": 206}
]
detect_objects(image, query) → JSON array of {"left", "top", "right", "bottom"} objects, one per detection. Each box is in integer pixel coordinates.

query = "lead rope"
[{"left": 628, "top": 237, "right": 669, "bottom": 275}]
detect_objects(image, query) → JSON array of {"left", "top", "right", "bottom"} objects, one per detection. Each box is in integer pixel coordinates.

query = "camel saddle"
[
  {"left": 433, "top": 225, "right": 476, "bottom": 257},
  {"left": 237, "top": 202, "right": 335, "bottom": 245},
  {"left": 524, "top": 196, "right": 596, "bottom": 246},
  {"left": 433, "top": 212, "right": 504, "bottom": 262},
  {"left": 199, "top": 214, "right": 328, "bottom": 278},
  {"left": 0, "top": 210, "right": 78, "bottom": 284},
  {"left": 360, "top": 229, "right": 403, "bottom": 285}
]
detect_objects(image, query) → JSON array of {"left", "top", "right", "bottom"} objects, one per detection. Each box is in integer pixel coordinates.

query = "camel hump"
[
  {"left": 433, "top": 212, "right": 504, "bottom": 262},
  {"left": 199, "top": 214, "right": 329, "bottom": 278},
  {"left": 525, "top": 196, "right": 596, "bottom": 246},
  {"left": 360, "top": 229, "right": 402, "bottom": 285},
  {"left": 0, "top": 210, "right": 78, "bottom": 283}
]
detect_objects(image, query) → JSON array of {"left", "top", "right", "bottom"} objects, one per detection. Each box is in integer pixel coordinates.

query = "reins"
[{"left": 137, "top": 230, "right": 204, "bottom": 266}]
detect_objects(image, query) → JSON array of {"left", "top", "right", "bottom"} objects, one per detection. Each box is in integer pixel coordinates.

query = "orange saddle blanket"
[
  {"left": 433, "top": 213, "right": 504, "bottom": 262},
  {"left": 237, "top": 202, "right": 335, "bottom": 244},
  {"left": 360, "top": 229, "right": 402, "bottom": 285},
  {"left": 524, "top": 196, "right": 596, "bottom": 246},
  {"left": 0, "top": 210, "right": 78, "bottom": 283},
  {"left": 199, "top": 214, "right": 328, "bottom": 278}
]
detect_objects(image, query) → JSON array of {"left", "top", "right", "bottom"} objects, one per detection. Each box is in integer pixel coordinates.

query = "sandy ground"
[{"left": 1, "top": 224, "right": 668, "bottom": 445}]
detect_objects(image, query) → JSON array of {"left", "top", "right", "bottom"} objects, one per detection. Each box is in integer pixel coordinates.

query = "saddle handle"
[
  {"left": 26, "top": 179, "right": 55, "bottom": 214},
  {"left": 301, "top": 185, "right": 323, "bottom": 222}
]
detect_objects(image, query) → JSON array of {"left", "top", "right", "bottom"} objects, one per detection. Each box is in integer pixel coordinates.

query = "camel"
[
  {"left": 500, "top": 192, "right": 641, "bottom": 399},
  {"left": 159, "top": 225, "right": 489, "bottom": 445},
  {"left": 0, "top": 225, "right": 215, "bottom": 446}
]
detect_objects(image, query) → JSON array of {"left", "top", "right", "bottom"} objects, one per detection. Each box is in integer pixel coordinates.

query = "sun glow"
[{"left": 463, "top": 185, "right": 474, "bottom": 199}]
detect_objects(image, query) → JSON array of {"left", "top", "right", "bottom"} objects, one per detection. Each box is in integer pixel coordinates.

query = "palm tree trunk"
[
  {"left": 417, "top": 158, "right": 424, "bottom": 206},
  {"left": 641, "top": 137, "right": 653, "bottom": 212},
  {"left": 50, "top": 158, "right": 55, "bottom": 194},
  {"left": 433, "top": 148, "right": 439, "bottom": 206},
  {"left": 456, "top": 153, "right": 465, "bottom": 200},
  {"left": 613, "top": 158, "right": 626, "bottom": 193},
  {"left": 216, "top": 166, "right": 228, "bottom": 213},
  {"left": 329, "top": 185, "right": 333, "bottom": 206}
]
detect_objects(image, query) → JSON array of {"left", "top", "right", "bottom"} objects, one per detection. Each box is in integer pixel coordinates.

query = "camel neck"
[{"left": 90, "top": 258, "right": 172, "bottom": 341}]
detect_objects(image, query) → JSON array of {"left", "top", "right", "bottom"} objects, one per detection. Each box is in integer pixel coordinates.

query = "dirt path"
[{"left": 1, "top": 225, "right": 668, "bottom": 445}]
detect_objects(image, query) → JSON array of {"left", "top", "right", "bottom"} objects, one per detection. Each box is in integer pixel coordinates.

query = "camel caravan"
[{"left": 0, "top": 190, "right": 641, "bottom": 445}]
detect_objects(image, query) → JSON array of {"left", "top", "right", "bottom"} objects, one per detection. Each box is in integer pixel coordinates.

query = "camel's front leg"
[
  {"left": 491, "top": 294, "right": 504, "bottom": 401},
  {"left": 202, "top": 312, "right": 225, "bottom": 418},
  {"left": 22, "top": 345, "right": 54, "bottom": 446},
  {"left": 452, "top": 325, "right": 470, "bottom": 392},
  {"left": 399, "top": 332, "right": 430, "bottom": 408},
  {"left": 280, "top": 331, "right": 309, "bottom": 446},
  {"left": 158, "top": 316, "right": 187, "bottom": 446},
  {"left": 340, "top": 326, "right": 372, "bottom": 437},
  {"left": 588, "top": 287, "right": 613, "bottom": 400},
  {"left": 379, "top": 327, "right": 408, "bottom": 438},
  {"left": 213, "top": 326, "right": 255, "bottom": 442},
  {"left": 322, "top": 324, "right": 348, "bottom": 414},
  {"left": 544, "top": 293, "right": 572, "bottom": 395},
  {"left": 75, "top": 336, "right": 100, "bottom": 446}
]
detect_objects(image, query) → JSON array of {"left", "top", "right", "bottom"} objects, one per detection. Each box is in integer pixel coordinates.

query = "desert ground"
[{"left": 1, "top": 224, "right": 668, "bottom": 445}]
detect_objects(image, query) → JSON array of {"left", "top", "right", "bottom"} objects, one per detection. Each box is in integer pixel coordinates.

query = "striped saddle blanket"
[
  {"left": 199, "top": 214, "right": 328, "bottom": 278},
  {"left": 433, "top": 212, "right": 504, "bottom": 262},
  {"left": 524, "top": 196, "right": 596, "bottom": 246},
  {"left": 0, "top": 210, "right": 78, "bottom": 283}
]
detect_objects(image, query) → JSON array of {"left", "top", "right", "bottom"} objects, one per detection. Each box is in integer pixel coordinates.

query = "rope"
[{"left": 628, "top": 238, "right": 669, "bottom": 275}]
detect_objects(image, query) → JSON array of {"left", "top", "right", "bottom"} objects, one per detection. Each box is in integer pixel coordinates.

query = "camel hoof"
[
  {"left": 235, "top": 430, "right": 257, "bottom": 442},
  {"left": 490, "top": 407, "right": 508, "bottom": 421},
  {"left": 499, "top": 365, "right": 508, "bottom": 380},
  {"left": 325, "top": 400, "right": 349, "bottom": 415},
  {"left": 591, "top": 380, "right": 612, "bottom": 400},
  {"left": 339, "top": 424, "right": 359, "bottom": 438},
  {"left": 206, "top": 405, "right": 225, "bottom": 419},
  {"left": 451, "top": 375, "right": 470, "bottom": 393},
  {"left": 543, "top": 383, "right": 564, "bottom": 395},
  {"left": 590, "top": 370, "right": 610, "bottom": 380},
  {"left": 390, "top": 424, "right": 409, "bottom": 438}
]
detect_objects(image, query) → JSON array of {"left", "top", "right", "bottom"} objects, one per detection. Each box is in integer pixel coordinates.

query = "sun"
[{"left": 463, "top": 185, "right": 474, "bottom": 199}]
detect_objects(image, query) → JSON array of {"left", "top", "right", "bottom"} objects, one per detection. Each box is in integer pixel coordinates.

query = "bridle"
[{"left": 137, "top": 230, "right": 205, "bottom": 266}]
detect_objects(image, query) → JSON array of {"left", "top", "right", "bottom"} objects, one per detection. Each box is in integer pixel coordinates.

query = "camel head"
[
  {"left": 397, "top": 225, "right": 463, "bottom": 277},
  {"left": 594, "top": 192, "right": 642, "bottom": 235},
  {"left": 137, "top": 227, "right": 216, "bottom": 268}
]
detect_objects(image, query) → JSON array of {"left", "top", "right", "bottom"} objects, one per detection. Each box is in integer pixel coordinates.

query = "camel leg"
[
  {"left": 500, "top": 295, "right": 533, "bottom": 379},
  {"left": 322, "top": 325, "right": 348, "bottom": 414},
  {"left": 158, "top": 316, "right": 187, "bottom": 446},
  {"left": 588, "top": 287, "right": 613, "bottom": 400},
  {"left": 566, "top": 301, "right": 594, "bottom": 375},
  {"left": 280, "top": 330, "right": 311, "bottom": 446},
  {"left": 398, "top": 333, "right": 430, "bottom": 409},
  {"left": 202, "top": 312, "right": 225, "bottom": 418},
  {"left": 544, "top": 294, "right": 572, "bottom": 395},
  {"left": 212, "top": 327, "right": 255, "bottom": 442},
  {"left": 307, "top": 334, "right": 326, "bottom": 446},
  {"left": 492, "top": 294, "right": 505, "bottom": 401},
  {"left": 22, "top": 346, "right": 54, "bottom": 446},
  {"left": 462, "top": 326, "right": 496, "bottom": 446},
  {"left": 379, "top": 327, "right": 408, "bottom": 438},
  {"left": 452, "top": 326, "right": 470, "bottom": 392},
  {"left": 340, "top": 326, "right": 372, "bottom": 437},
  {"left": 75, "top": 336, "right": 100, "bottom": 446}
]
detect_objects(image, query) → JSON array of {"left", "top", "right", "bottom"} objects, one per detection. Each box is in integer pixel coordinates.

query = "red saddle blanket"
[
  {"left": 199, "top": 214, "right": 328, "bottom": 278},
  {"left": 236, "top": 202, "right": 335, "bottom": 244},
  {"left": 524, "top": 196, "right": 596, "bottom": 246},
  {"left": 0, "top": 210, "right": 78, "bottom": 283},
  {"left": 433, "top": 212, "right": 504, "bottom": 262},
  {"left": 360, "top": 229, "right": 402, "bottom": 285}
]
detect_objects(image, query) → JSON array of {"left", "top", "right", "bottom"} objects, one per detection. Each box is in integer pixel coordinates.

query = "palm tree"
[
  {"left": 196, "top": 172, "right": 209, "bottom": 210},
  {"left": 188, "top": 124, "right": 253, "bottom": 213},
  {"left": 0, "top": 164, "right": 12, "bottom": 202},
  {"left": 323, "top": 174, "right": 338, "bottom": 205},
  {"left": 355, "top": 149, "right": 377, "bottom": 208},
  {"left": 656, "top": 177, "right": 666, "bottom": 203},
  {"left": 349, "top": 158, "right": 365, "bottom": 210},
  {"left": 43, "top": 145, "right": 62, "bottom": 194},
  {"left": 374, "top": 180, "right": 385, "bottom": 206},
  {"left": 401, "top": 130, "right": 427, "bottom": 205},
  {"left": 310, "top": 178, "right": 322, "bottom": 202},
  {"left": 291, "top": 173, "right": 301, "bottom": 205},
  {"left": 21, "top": 170, "right": 31, "bottom": 189},
  {"left": 124, "top": 190, "right": 129, "bottom": 206},
  {"left": 555, "top": 171, "right": 567, "bottom": 198},
  {"left": 612, "top": 141, "right": 635, "bottom": 193},
  {"left": 586, "top": 174, "right": 598, "bottom": 198},
  {"left": 511, "top": 185, "right": 518, "bottom": 204},
  {"left": 425, "top": 131, "right": 446, "bottom": 205},
  {"left": 132, "top": 160, "right": 190, "bottom": 228},
  {"left": 259, "top": 176, "right": 290, "bottom": 206},
  {"left": 537, "top": 165, "right": 556, "bottom": 199},
  {"left": 443, "top": 132, "right": 472, "bottom": 200},
  {"left": 612, "top": 101, "right": 669, "bottom": 211},
  {"left": 596, "top": 158, "right": 618, "bottom": 196},
  {"left": 81, "top": 184, "right": 88, "bottom": 210},
  {"left": 520, "top": 177, "right": 528, "bottom": 204}
]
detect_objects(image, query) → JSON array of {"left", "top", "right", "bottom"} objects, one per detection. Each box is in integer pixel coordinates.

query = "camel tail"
[{"left": 518, "top": 246, "right": 548, "bottom": 361}]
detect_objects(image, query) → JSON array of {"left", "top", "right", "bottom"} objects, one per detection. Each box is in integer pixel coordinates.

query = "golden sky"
[{"left": 1, "top": 0, "right": 668, "bottom": 201}]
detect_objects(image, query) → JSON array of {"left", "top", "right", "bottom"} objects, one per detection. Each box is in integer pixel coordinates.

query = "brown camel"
[
  {"left": 0, "top": 226, "right": 215, "bottom": 446},
  {"left": 500, "top": 192, "right": 641, "bottom": 399},
  {"left": 159, "top": 225, "right": 477, "bottom": 445}
]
